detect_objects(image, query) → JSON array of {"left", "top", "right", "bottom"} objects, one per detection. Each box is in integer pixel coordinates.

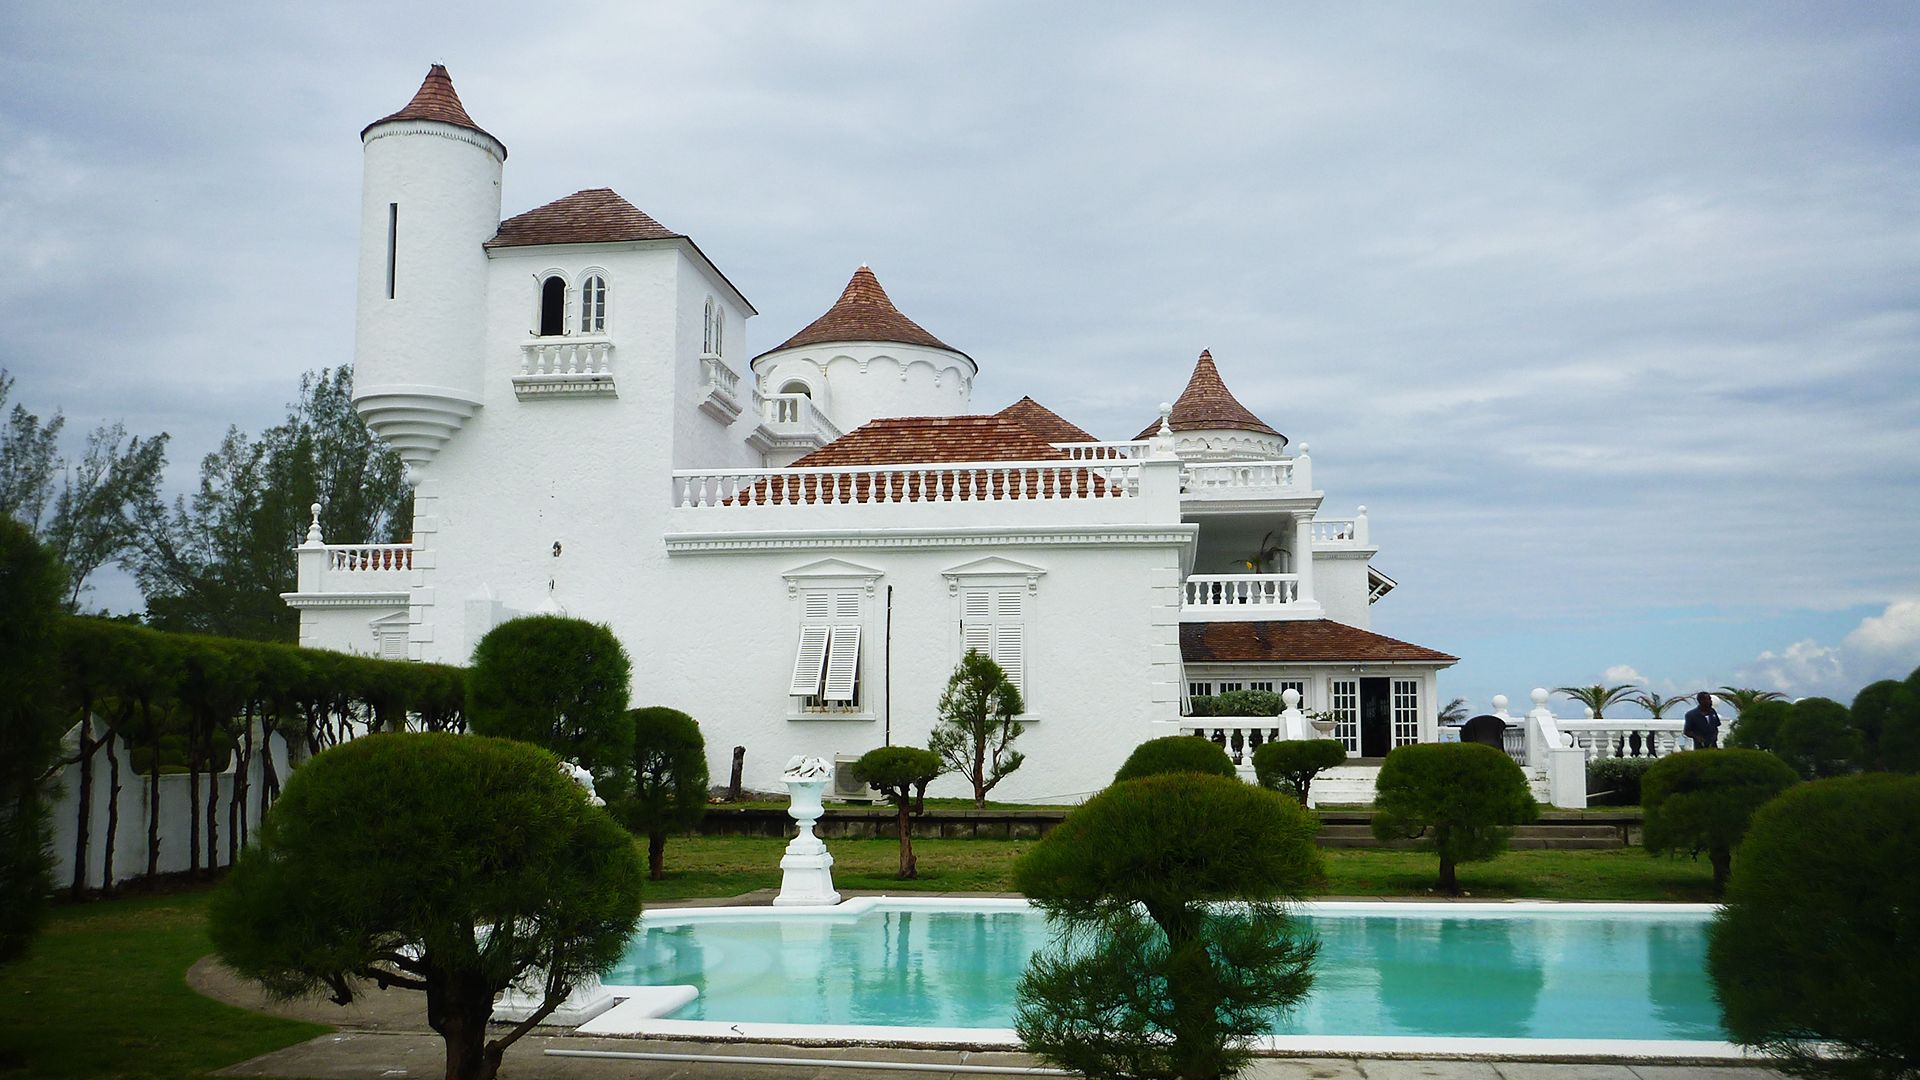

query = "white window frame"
[
  {"left": 534, "top": 268, "right": 571, "bottom": 338},
  {"left": 702, "top": 296, "right": 716, "bottom": 356},
  {"left": 1391, "top": 678, "right": 1421, "bottom": 748},
  {"left": 578, "top": 270, "right": 608, "bottom": 335},
  {"left": 1330, "top": 678, "right": 1360, "bottom": 755},
  {"left": 782, "top": 559, "right": 882, "bottom": 721},
  {"left": 942, "top": 556, "right": 1045, "bottom": 720}
]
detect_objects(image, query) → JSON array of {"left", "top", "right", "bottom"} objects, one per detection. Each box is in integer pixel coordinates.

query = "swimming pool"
[{"left": 584, "top": 898, "right": 1736, "bottom": 1055}]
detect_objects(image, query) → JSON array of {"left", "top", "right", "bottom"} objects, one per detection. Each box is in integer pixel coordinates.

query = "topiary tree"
[
  {"left": 1371, "top": 742, "right": 1538, "bottom": 894},
  {"left": 853, "top": 746, "right": 944, "bottom": 879},
  {"left": 1641, "top": 748, "right": 1798, "bottom": 896},
  {"left": 210, "top": 732, "right": 643, "bottom": 1080},
  {"left": 1708, "top": 774, "right": 1920, "bottom": 1079},
  {"left": 1253, "top": 738, "right": 1348, "bottom": 805},
  {"left": 1013, "top": 774, "right": 1321, "bottom": 1080},
  {"left": 1775, "top": 697, "right": 1862, "bottom": 779},
  {"left": 1114, "top": 734, "right": 1236, "bottom": 782},
  {"left": 1850, "top": 679, "right": 1918, "bottom": 773},
  {"left": 1725, "top": 698, "right": 1791, "bottom": 753},
  {"left": 622, "top": 707, "right": 708, "bottom": 881},
  {"left": 468, "top": 616, "right": 634, "bottom": 795},
  {"left": 1882, "top": 667, "right": 1920, "bottom": 773},
  {"left": 927, "top": 650, "right": 1024, "bottom": 808},
  {"left": 0, "top": 520, "right": 65, "bottom": 964}
]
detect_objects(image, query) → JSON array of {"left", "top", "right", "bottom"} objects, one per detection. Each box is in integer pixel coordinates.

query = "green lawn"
[
  {"left": 0, "top": 892, "right": 326, "bottom": 1080},
  {"left": 0, "top": 837, "right": 1717, "bottom": 1079}
]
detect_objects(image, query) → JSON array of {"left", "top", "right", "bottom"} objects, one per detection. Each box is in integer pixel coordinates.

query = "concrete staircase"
[{"left": 1313, "top": 812, "right": 1632, "bottom": 851}]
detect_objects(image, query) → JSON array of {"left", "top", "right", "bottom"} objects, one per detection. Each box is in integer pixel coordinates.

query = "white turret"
[
  {"left": 750, "top": 265, "right": 974, "bottom": 435},
  {"left": 352, "top": 65, "right": 504, "bottom": 484}
]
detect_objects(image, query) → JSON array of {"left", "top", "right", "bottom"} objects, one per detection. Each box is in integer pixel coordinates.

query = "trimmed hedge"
[
  {"left": 1641, "top": 749, "right": 1798, "bottom": 896},
  {"left": 1585, "top": 756, "right": 1658, "bottom": 806},
  {"left": 1113, "top": 735, "right": 1237, "bottom": 782},
  {"left": 1187, "top": 689, "right": 1284, "bottom": 718}
]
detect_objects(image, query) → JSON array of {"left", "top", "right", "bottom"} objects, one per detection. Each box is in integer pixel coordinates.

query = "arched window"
[
  {"left": 702, "top": 297, "right": 716, "bottom": 355},
  {"left": 780, "top": 380, "right": 812, "bottom": 398},
  {"left": 714, "top": 306, "right": 725, "bottom": 357},
  {"left": 538, "top": 276, "right": 566, "bottom": 337},
  {"left": 579, "top": 275, "right": 606, "bottom": 334}
]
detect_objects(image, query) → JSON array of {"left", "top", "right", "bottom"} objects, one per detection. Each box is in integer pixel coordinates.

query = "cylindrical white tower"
[
  {"left": 750, "top": 266, "right": 975, "bottom": 434},
  {"left": 352, "top": 65, "right": 504, "bottom": 483}
]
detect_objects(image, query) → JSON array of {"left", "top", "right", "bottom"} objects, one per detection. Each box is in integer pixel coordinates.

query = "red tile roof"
[
  {"left": 486, "top": 188, "right": 681, "bottom": 249},
  {"left": 758, "top": 266, "right": 968, "bottom": 362},
  {"left": 794, "top": 415, "right": 1073, "bottom": 467},
  {"left": 994, "top": 397, "right": 1097, "bottom": 445},
  {"left": 362, "top": 65, "right": 502, "bottom": 152},
  {"left": 1181, "top": 621, "right": 1457, "bottom": 664},
  {"left": 1133, "top": 350, "right": 1280, "bottom": 440}
]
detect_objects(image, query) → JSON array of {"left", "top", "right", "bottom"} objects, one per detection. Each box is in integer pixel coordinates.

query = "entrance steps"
[{"left": 1312, "top": 814, "right": 1630, "bottom": 851}]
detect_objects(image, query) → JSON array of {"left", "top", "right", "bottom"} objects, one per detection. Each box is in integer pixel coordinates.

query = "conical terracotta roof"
[
  {"left": 486, "top": 188, "right": 681, "bottom": 249},
  {"left": 995, "top": 396, "right": 1096, "bottom": 445},
  {"left": 757, "top": 266, "right": 969, "bottom": 363},
  {"left": 1133, "top": 350, "right": 1280, "bottom": 440},
  {"left": 362, "top": 65, "right": 503, "bottom": 153}
]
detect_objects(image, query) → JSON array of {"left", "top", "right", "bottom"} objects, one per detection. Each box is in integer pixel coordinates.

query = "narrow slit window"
[{"left": 385, "top": 203, "right": 398, "bottom": 300}]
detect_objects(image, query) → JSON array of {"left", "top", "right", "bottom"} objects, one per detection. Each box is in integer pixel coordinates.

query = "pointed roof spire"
[
  {"left": 756, "top": 266, "right": 970, "bottom": 364},
  {"left": 362, "top": 64, "right": 504, "bottom": 155},
  {"left": 1132, "top": 349, "right": 1282, "bottom": 440}
]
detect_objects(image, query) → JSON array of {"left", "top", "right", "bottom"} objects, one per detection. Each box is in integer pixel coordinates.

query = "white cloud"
[
  {"left": 1604, "top": 664, "right": 1647, "bottom": 685},
  {"left": 1738, "top": 599, "right": 1920, "bottom": 699}
]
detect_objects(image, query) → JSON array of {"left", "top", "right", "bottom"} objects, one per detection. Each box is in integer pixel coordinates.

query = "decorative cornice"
[
  {"left": 280, "top": 591, "right": 409, "bottom": 610},
  {"left": 665, "top": 524, "right": 1196, "bottom": 555}
]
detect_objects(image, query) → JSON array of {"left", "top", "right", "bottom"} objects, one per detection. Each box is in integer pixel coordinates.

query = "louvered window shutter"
[
  {"left": 990, "top": 589, "right": 1024, "bottom": 697},
  {"left": 788, "top": 626, "right": 830, "bottom": 697},
  {"left": 823, "top": 625, "right": 862, "bottom": 701}
]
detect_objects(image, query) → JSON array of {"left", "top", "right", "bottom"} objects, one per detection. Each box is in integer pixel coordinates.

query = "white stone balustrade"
[
  {"left": 1182, "top": 574, "right": 1301, "bottom": 608},
  {"left": 700, "top": 354, "right": 739, "bottom": 398},
  {"left": 1053, "top": 440, "right": 1152, "bottom": 460},
  {"left": 672, "top": 458, "right": 1145, "bottom": 508},
  {"left": 760, "top": 392, "right": 842, "bottom": 441},
  {"left": 1181, "top": 459, "right": 1297, "bottom": 494},
  {"left": 516, "top": 340, "right": 615, "bottom": 398},
  {"left": 1310, "top": 508, "right": 1370, "bottom": 546},
  {"left": 1557, "top": 719, "right": 1687, "bottom": 760},
  {"left": 1178, "top": 721, "right": 1285, "bottom": 768},
  {"left": 325, "top": 544, "right": 414, "bottom": 573}
]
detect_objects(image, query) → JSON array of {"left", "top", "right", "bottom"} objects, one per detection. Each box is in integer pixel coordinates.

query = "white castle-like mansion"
[{"left": 287, "top": 66, "right": 1458, "bottom": 802}]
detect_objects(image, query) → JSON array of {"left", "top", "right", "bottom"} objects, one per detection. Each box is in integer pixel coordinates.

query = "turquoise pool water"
[{"left": 606, "top": 903, "right": 1723, "bottom": 1040}]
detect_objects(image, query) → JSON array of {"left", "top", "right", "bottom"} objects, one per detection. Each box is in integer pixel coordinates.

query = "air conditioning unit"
[{"left": 831, "top": 753, "right": 880, "bottom": 803}]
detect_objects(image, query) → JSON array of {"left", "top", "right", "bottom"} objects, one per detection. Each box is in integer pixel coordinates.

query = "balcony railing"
[
  {"left": 1310, "top": 513, "right": 1369, "bottom": 546},
  {"left": 759, "top": 392, "right": 841, "bottom": 443},
  {"left": 1182, "top": 573, "right": 1301, "bottom": 609},
  {"left": 1052, "top": 440, "right": 1152, "bottom": 460},
  {"left": 516, "top": 339, "right": 615, "bottom": 398},
  {"left": 1557, "top": 719, "right": 1687, "bottom": 761},
  {"left": 325, "top": 544, "right": 414, "bottom": 573},
  {"left": 697, "top": 354, "right": 742, "bottom": 421},
  {"left": 1181, "top": 459, "right": 1297, "bottom": 494},
  {"left": 672, "top": 458, "right": 1143, "bottom": 508}
]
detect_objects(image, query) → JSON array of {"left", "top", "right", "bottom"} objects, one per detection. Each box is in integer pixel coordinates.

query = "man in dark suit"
[{"left": 1682, "top": 692, "right": 1722, "bottom": 750}]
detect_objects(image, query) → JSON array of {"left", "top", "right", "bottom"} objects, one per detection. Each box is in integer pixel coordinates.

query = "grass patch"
[
  {"left": 645, "top": 835, "right": 1716, "bottom": 903},
  {"left": 0, "top": 891, "right": 327, "bottom": 1080}
]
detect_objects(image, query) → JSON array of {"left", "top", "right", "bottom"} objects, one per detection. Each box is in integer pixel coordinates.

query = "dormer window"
[
  {"left": 538, "top": 276, "right": 566, "bottom": 337},
  {"left": 579, "top": 274, "right": 606, "bottom": 334}
]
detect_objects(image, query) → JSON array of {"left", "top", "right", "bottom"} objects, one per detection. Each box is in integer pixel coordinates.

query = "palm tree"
[
  {"left": 1628, "top": 691, "right": 1692, "bottom": 718},
  {"left": 1438, "top": 697, "right": 1469, "bottom": 724},
  {"left": 1714, "top": 687, "right": 1786, "bottom": 715},
  {"left": 1553, "top": 684, "right": 1639, "bottom": 719}
]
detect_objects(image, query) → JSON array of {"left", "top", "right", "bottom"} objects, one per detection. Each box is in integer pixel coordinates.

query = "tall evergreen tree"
[{"left": 132, "top": 367, "right": 408, "bottom": 640}]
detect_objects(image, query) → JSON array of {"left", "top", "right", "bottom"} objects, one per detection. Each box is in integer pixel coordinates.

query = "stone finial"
[
  {"left": 1531, "top": 688, "right": 1550, "bottom": 708},
  {"left": 1584, "top": 706, "right": 1596, "bottom": 719},
  {"left": 305, "top": 503, "right": 324, "bottom": 544},
  {"left": 1492, "top": 693, "right": 1509, "bottom": 715},
  {"left": 1156, "top": 402, "right": 1173, "bottom": 437},
  {"left": 1281, "top": 687, "right": 1301, "bottom": 711}
]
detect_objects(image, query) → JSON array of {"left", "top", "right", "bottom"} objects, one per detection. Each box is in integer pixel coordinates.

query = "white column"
[{"left": 1293, "top": 513, "right": 1317, "bottom": 608}]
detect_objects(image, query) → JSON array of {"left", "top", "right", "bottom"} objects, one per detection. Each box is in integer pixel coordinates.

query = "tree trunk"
[
  {"left": 727, "top": 746, "right": 745, "bottom": 802},
  {"left": 973, "top": 739, "right": 987, "bottom": 809},
  {"left": 204, "top": 723, "right": 220, "bottom": 875},
  {"left": 1438, "top": 854, "right": 1459, "bottom": 895},
  {"left": 895, "top": 804, "right": 917, "bottom": 879},
  {"left": 187, "top": 717, "right": 202, "bottom": 876},
  {"left": 70, "top": 715, "right": 96, "bottom": 898},
  {"left": 1710, "top": 844, "right": 1731, "bottom": 897},
  {"left": 647, "top": 832, "right": 666, "bottom": 881},
  {"left": 145, "top": 703, "right": 161, "bottom": 881},
  {"left": 102, "top": 735, "right": 120, "bottom": 892},
  {"left": 431, "top": 980, "right": 500, "bottom": 1080}
]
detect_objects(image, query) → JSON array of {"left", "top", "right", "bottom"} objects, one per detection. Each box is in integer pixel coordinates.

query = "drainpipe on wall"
[{"left": 883, "top": 585, "right": 893, "bottom": 746}]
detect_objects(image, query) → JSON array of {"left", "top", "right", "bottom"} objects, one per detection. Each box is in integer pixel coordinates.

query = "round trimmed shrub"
[
  {"left": 623, "top": 707, "right": 708, "bottom": 881},
  {"left": 1253, "top": 738, "right": 1348, "bottom": 805},
  {"left": 467, "top": 616, "right": 633, "bottom": 784},
  {"left": 1878, "top": 670, "right": 1920, "bottom": 773},
  {"left": 210, "top": 733, "right": 643, "bottom": 1080},
  {"left": 1726, "top": 699, "right": 1790, "bottom": 753},
  {"left": 1371, "top": 742, "right": 1538, "bottom": 894},
  {"left": 1776, "top": 697, "right": 1861, "bottom": 779},
  {"left": 854, "top": 745, "right": 944, "bottom": 880},
  {"left": 1014, "top": 773, "right": 1321, "bottom": 1079},
  {"left": 1641, "top": 748, "right": 1798, "bottom": 896},
  {"left": 1708, "top": 774, "right": 1920, "bottom": 1078},
  {"left": 1113, "top": 735, "right": 1236, "bottom": 782}
]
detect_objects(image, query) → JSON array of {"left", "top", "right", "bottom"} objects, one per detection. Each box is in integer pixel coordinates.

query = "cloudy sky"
[{"left": 4, "top": 3, "right": 1916, "bottom": 710}]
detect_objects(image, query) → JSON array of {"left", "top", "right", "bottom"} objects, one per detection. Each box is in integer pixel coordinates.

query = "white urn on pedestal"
[{"left": 773, "top": 755, "right": 840, "bottom": 907}]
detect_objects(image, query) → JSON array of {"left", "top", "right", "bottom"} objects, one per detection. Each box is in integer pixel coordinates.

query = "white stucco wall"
[
  {"left": 752, "top": 343, "right": 974, "bottom": 434},
  {"left": 1314, "top": 551, "right": 1373, "bottom": 630}
]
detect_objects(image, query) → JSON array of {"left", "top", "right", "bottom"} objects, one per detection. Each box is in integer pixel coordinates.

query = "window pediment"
[
  {"left": 940, "top": 555, "right": 1046, "bottom": 595},
  {"left": 782, "top": 557, "right": 884, "bottom": 597}
]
